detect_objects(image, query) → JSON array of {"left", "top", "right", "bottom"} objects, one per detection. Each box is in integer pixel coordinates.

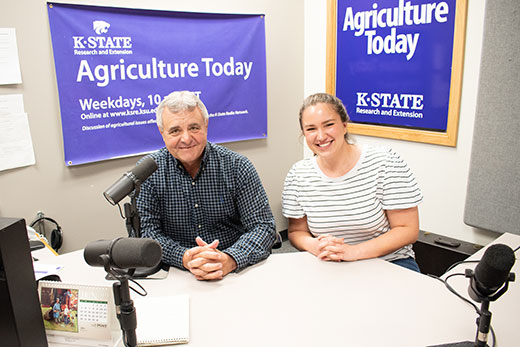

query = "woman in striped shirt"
[{"left": 282, "top": 93, "right": 423, "bottom": 271}]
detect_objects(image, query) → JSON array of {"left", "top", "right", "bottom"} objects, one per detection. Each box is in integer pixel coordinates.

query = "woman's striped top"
[{"left": 282, "top": 145, "right": 423, "bottom": 261}]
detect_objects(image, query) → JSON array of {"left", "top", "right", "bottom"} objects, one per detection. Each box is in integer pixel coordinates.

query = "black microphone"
[
  {"left": 468, "top": 243, "right": 515, "bottom": 302},
  {"left": 103, "top": 157, "right": 158, "bottom": 205},
  {"left": 84, "top": 237, "right": 162, "bottom": 269}
]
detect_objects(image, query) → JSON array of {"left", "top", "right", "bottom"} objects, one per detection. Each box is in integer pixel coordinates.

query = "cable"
[
  {"left": 435, "top": 242, "right": 520, "bottom": 346},
  {"left": 116, "top": 203, "right": 125, "bottom": 219},
  {"left": 444, "top": 243, "right": 519, "bottom": 274},
  {"left": 429, "top": 272, "right": 496, "bottom": 347},
  {"left": 128, "top": 278, "right": 147, "bottom": 297},
  {"left": 428, "top": 273, "right": 480, "bottom": 314},
  {"left": 429, "top": 249, "right": 509, "bottom": 347},
  {"left": 444, "top": 259, "right": 479, "bottom": 274},
  {"left": 109, "top": 268, "right": 149, "bottom": 298}
]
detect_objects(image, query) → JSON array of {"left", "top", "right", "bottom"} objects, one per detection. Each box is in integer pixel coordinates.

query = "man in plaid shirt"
[{"left": 137, "top": 91, "right": 276, "bottom": 280}]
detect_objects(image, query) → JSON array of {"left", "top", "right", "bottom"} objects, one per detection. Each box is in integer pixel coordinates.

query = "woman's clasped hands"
[{"left": 314, "top": 234, "right": 360, "bottom": 262}]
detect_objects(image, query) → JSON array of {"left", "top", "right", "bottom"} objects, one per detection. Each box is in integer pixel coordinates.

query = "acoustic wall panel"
[{"left": 464, "top": 1, "right": 520, "bottom": 235}]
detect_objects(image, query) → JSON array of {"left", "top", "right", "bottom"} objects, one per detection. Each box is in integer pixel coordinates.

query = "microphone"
[
  {"left": 84, "top": 237, "right": 162, "bottom": 269},
  {"left": 103, "top": 157, "right": 158, "bottom": 205},
  {"left": 468, "top": 243, "right": 515, "bottom": 302}
]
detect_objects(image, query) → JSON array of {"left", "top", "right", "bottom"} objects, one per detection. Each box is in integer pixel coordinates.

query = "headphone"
[{"left": 30, "top": 216, "right": 63, "bottom": 251}]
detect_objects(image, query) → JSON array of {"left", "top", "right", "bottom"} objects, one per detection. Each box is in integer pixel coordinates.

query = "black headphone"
[{"left": 30, "top": 216, "right": 63, "bottom": 251}]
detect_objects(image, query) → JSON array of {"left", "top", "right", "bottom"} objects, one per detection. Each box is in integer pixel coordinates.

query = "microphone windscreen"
[
  {"left": 110, "top": 237, "right": 162, "bottom": 269},
  {"left": 84, "top": 239, "right": 112, "bottom": 266},
  {"left": 131, "top": 157, "right": 158, "bottom": 182},
  {"left": 103, "top": 157, "right": 157, "bottom": 205},
  {"left": 103, "top": 176, "right": 134, "bottom": 205},
  {"left": 84, "top": 237, "right": 162, "bottom": 269},
  {"left": 474, "top": 244, "right": 515, "bottom": 291}
]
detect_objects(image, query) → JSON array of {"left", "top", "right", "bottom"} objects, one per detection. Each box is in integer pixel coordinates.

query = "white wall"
[
  {"left": 0, "top": 0, "right": 303, "bottom": 252},
  {"left": 303, "top": 0, "right": 499, "bottom": 246},
  {"left": 1, "top": 0, "right": 499, "bottom": 251}
]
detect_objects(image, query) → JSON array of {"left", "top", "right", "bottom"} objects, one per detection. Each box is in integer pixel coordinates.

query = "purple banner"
[
  {"left": 47, "top": 3, "right": 267, "bottom": 165},
  {"left": 335, "top": 0, "right": 456, "bottom": 131}
]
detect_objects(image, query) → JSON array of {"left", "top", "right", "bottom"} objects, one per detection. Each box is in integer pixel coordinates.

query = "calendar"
[
  {"left": 38, "top": 281, "right": 120, "bottom": 346},
  {"left": 81, "top": 298, "right": 109, "bottom": 324}
]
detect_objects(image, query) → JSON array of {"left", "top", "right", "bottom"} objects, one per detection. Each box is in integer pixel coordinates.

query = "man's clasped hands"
[{"left": 182, "top": 236, "right": 238, "bottom": 280}]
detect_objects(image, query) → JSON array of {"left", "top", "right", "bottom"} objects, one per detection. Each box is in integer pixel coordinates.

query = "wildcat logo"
[{"left": 93, "top": 20, "right": 110, "bottom": 35}]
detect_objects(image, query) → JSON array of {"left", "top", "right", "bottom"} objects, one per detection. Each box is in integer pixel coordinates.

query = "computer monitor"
[{"left": 0, "top": 217, "right": 48, "bottom": 346}]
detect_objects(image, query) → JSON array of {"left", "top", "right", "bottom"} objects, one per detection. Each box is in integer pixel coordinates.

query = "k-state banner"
[
  {"left": 335, "top": 0, "right": 458, "bottom": 133},
  {"left": 47, "top": 3, "right": 268, "bottom": 165}
]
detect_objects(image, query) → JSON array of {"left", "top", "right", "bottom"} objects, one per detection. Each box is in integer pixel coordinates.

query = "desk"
[{"left": 41, "top": 233, "right": 520, "bottom": 347}]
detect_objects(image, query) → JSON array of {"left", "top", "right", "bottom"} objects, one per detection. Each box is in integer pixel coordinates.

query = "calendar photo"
[{"left": 40, "top": 286, "right": 79, "bottom": 333}]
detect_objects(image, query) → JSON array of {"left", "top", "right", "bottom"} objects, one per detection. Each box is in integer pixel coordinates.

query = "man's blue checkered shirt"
[{"left": 136, "top": 142, "right": 276, "bottom": 271}]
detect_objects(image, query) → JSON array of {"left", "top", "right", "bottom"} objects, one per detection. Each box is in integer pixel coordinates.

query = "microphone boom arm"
[
  {"left": 123, "top": 180, "right": 164, "bottom": 278},
  {"left": 124, "top": 179, "right": 141, "bottom": 238},
  {"left": 99, "top": 255, "right": 138, "bottom": 347}
]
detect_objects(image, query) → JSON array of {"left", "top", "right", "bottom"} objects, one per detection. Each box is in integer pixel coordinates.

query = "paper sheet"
[
  {"left": 33, "top": 263, "right": 63, "bottom": 281},
  {"left": 134, "top": 294, "right": 190, "bottom": 346},
  {"left": 0, "top": 28, "right": 23, "bottom": 85},
  {"left": 0, "top": 94, "right": 36, "bottom": 171},
  {"left": 0, "top": 93, "right": 24, "bottom": 114}
]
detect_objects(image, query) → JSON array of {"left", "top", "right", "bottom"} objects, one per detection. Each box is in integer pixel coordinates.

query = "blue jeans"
[{"left": 390, "top": 257, "right": 421, "bottom": 272}]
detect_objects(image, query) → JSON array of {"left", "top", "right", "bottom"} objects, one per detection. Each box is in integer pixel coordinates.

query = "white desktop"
[{"left": 36, "top": 233, "right": 520, "bottom": 347}]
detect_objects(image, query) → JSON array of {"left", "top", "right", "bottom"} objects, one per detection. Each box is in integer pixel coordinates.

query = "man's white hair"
[{"left": 156, "top": 91, "right": 209, "bottom": 130}]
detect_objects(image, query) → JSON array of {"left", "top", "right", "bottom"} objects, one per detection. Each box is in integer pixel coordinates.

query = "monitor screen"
[{"left": 0, "top": 217, "right": 48, "bottom": 346}]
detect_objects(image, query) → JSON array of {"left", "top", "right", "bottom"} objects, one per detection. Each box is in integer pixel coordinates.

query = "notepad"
[{"left": 134, "top": 294, "right": 190, "bottom": 346}]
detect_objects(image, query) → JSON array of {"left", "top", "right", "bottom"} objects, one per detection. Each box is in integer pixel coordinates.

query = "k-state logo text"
[
  {"left": 73, "top": 36, "right": 132, "bottom": 49},
  {"left": 73, "top": 20, "right": 132, "bottom": 50}
]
